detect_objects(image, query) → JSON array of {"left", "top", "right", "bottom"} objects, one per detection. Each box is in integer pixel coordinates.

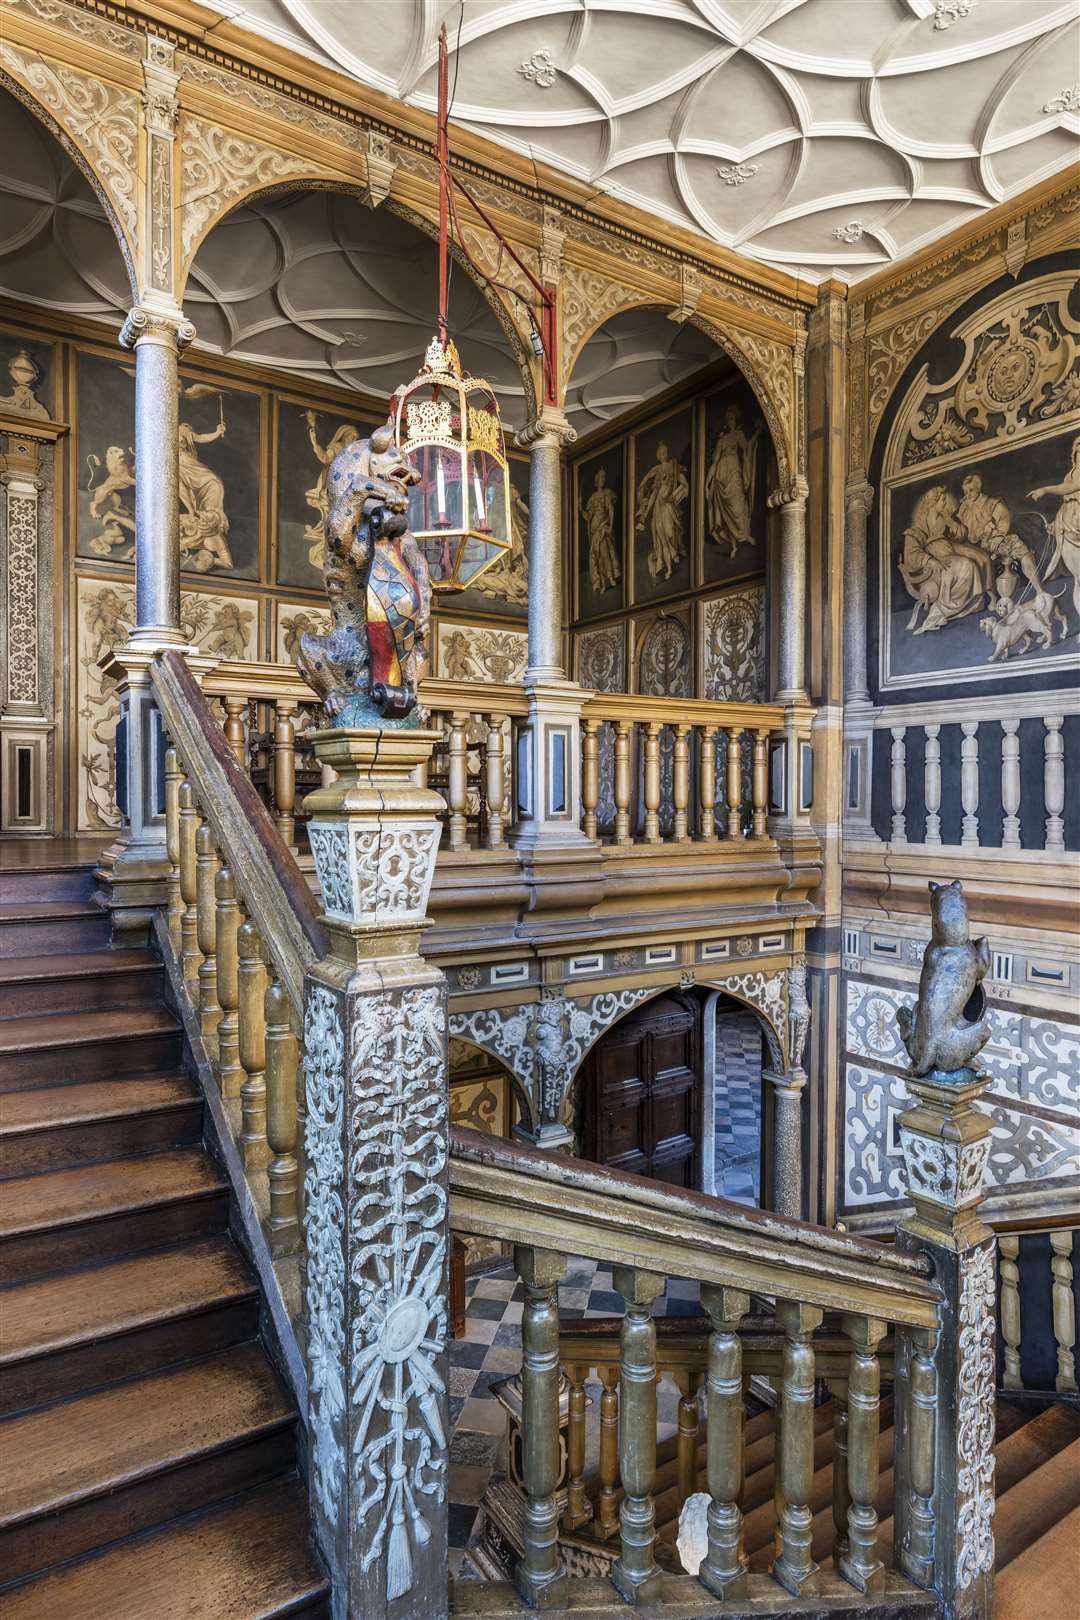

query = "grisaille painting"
[
  {"left": 276, "top": 399, "right": 375, "bottom": 589},
  {"left": 632, "top": 407, "right": 693, "bottom": 605},
  {"left": 449, "top": 452, "right": 529, "bottom": 619},
  {"left": 75, "top": 352, "right": 261, "bottom": 579},
  {"left": 575, "top": 440, "right": 625, "bottom": 622},
  {"left": 702, "top": 378, "right": 768, "bottom": 587},
  {"left": 0, "top": 329, "right": 55, "bottom": 420}
]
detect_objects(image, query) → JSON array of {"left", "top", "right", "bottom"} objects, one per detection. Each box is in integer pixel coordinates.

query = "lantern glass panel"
[{"left": 406, "top": 441, "right": 465, "bottom": 537}]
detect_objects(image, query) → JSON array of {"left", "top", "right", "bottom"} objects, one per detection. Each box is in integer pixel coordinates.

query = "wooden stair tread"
[
  {"left": 0, "top": 1074, "right": 196, "bottom": 1136},
  {"left": 0, "top": 1478, "right": 328, "bottom": 1620},
  {"left": 0, "top": 1148, "right": 225, "bottom": 1238},
  {"left": 0, "top": 1237, "right": 255, "bottom": 1368},
  {"left": 993, "top": 1433, "right": 1080, "bottom": 1568},
  {"left": 0, "top": 901, "right": 104, "bottom": 923},
  {"left": 995, "top": 1502, "right": 1080, "bottom": 1620},
  {"left": 0, "top": 1006, "right": 179, "bottom": 1055},
  {"left": 0, "top": 1342, "right": 294, "bottom": 1528},
  {"left": 0, "top": 950, "right": 159, "bottom": 986},
  {"left": 991, "top": 1399, "right": 1080, "bottom": 1496}
]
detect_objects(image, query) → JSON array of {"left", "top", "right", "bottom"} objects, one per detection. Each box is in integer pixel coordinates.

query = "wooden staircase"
[
  {"left": 0, "top": 853, "right": 328, "bottom": 1617},
  {"left": 551, "top": 1377, "right": 1080, "bottom": 1613}
]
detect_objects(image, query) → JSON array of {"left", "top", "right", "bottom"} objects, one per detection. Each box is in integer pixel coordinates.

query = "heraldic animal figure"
[
  {"left": 897, "top": 879, "right": 991, "bottom": 1078},
  {"left": 295, "top": 418, "right": 428, "bottom": 727}
]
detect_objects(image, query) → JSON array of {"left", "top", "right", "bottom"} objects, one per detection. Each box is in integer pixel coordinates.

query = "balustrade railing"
[
  {"left": 998, "top": 1225, "right": 1078, "bottom": 1396},
  {"left": 131, "top": 647, "right": 998, "bottom": 1619},
  {"left": 862, "top": 695, "right": 1077, "bottom": 853}
]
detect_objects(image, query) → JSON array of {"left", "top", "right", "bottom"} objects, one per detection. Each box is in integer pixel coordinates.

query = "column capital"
[
  {"left": 845, "top": 478, "right": 874, "bottom": 517},
  {"left": 120, "top": 305, "right": 196, "bottom": 352},
  {"left": 762, "top": 1065, "right": 807, "bottom": 1099},
  {"left": 768, "top": 478, "right": 809, "bottom": 511},
  {"left": 515, "top": 406, "right": 577, "bottom": 451}
]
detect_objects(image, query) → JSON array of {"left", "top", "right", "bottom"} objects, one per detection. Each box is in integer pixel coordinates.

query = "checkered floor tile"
[{"left": 714, "top": 1011, "right": 763, "bottom": 1206}]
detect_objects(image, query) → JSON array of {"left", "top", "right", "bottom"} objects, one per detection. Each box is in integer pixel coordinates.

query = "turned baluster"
[
  {"left": 1044, "top": 716, "right": 1065, "bottom": 853},
  {"left": 1051, "top": 1231, "right": 1077, "bottom": 1393},
  {"left": 194, "top": 824, "right": 222, "bottom": 1046},
  {"left": 899, "top": 1327, "right": 937, "bottom": 1587},
  {"left": 611, "top": 1265, "right": 665, "bottom": 1605},
  {"left": 597, "top": 1364, "right": 621, "bottom": 1540},
  {"left": 699, "top": 1285, "right": 749, "bottom": 1599},
  {"left": 613, "top": 721, "right": 633, "bottom": 846},
  {"left": 642, "top": 723, "right": 662, "bottom": 844},
  {"left": 177, "top": 780, "right": 203, "bottom": 996},
  {"left": 237, "top": 918, "right": 270, "bottom": 1172},
  {"left": 839, "top": 1314, "right": 886, "bottom": 1593},
  {"left": 829, "top": 1384, "right": 850, "bottom": 1563},
  {"left": 924, "top": 724, "right": 941, "bottom": 846},
  {"left": 1001, "top": 718, "right": 1021, "bottom": 848},
  {"left": 773, "top": 1299, "right": 824, "bottom": 1596},
  {"left": 447, "top": 710, "right": 469, "bottom": 851},
  {"left": 563, "top": 1362, "right": 591, "bottom": 1531},
  {"left": 273, "top": 698, "right": 298, "bottom": 846},
  {"left": 1000, "top": 1234, "right": 1022, "bottom": 1390},
  {"left": 484, "top": 713, "right": 506, "bottom": 849},
  {"left": 164, "top": 746, "right": 183, "bottom": 952},
  {"left": 726, "top": 727, "right": 744, "bottom": 840},
  {"left": 890, "top": 727, "right": 907, "bottom": 845},
  {"left": 264, "top": 974, "right": 300, "bottom": 1253},
  {"left": 513, "top": 1245, "right": 568, "bottom": 1608},
  {"left": 223, "top": 696, "right": 247, "bottom": 767},
  {"left": 675, "top": 1368, "right": 702, "bottom": 1506},
  {"left": 752, "top": 728, "right": 769, "bottom": 838},
  {"left": 582, "top": 719, "right": 600, "bottom": 840},
  {"left": 960, "top": 721, "right": 980, "bottom": 848},
  {"left": 672, "top": 724, "right": 691, "bottom": 842},
  {"left": 699, "top": 727, "right": 716, "bottom": 840},
  {"left": 214, "top": 864, "right": 243, "bottom": 1096}
]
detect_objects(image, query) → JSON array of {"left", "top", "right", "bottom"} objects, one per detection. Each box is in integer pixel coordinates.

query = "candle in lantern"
[
  {"left": 473, "top": 466, "right": 487, "bottom": 530},
  {"left": 435, "top": 454, "right": 447, "bottom": 521}
]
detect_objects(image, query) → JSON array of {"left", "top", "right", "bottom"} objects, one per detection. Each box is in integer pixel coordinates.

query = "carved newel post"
[
  {"left": 893, "top": 880, "right": 996, "bottom": 1620},
  {"left": 302, "top": 725, "right": 450, "bottom": 1620}
]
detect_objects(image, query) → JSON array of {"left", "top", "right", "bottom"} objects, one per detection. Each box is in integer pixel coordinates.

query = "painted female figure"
[
  {"left": 178, "top": 419, "right": 233, "bottom": 573},
  {"left": 584, "top": 464, "right": 619, "bottom": 592},
  {"left": 1030, "top": 434, "right": 1080, "bottom": 622},
  {"left": 705, "top": 403, "right": 762, "bottom": 556},
  {"left": 636, "top": 441, "right": 689, "bottom": 582},
  {"left": 900, "top": 484, "right": 993, "bottom": 634}
]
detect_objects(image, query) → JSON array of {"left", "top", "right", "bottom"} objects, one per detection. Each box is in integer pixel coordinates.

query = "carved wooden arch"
[
  {"left": 560, "top": 287, "right": 794, "bottom": 498},
  {"left": 447, "top": 1031, "right": 536, "bottom": 1137},
  {"left": 176, "top": 171, "right": 538, "bottom": 423},
  {"left": 558, "top": 973, "right": 786, "bottom": 1126},
  {"left": 0, "top": 63, "right": 139, "bottom": 301}
]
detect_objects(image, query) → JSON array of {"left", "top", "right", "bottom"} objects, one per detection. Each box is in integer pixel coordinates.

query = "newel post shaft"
[
  {"left": 894, "top": 1069, "right": 996, "bottom": 1620},
  {"left": 302, "top": 725, "right": 449, "bottom": 1620}
]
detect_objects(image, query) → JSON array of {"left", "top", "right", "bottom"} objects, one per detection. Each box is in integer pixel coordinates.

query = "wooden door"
[{"left": 583, "top": 992, "right": 701, "bottom": 1187}]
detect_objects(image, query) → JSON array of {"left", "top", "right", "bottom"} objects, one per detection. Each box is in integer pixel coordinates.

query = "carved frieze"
[{"left": 179, "top": 114, "right": 327, "bottom": 264}]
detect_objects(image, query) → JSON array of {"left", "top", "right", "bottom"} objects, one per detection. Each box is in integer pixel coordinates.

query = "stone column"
[
  {"left": 763, "top": 1065, "right": 806, "bottom": 1219},
  {"left": 120, "top": 306, "right": 195, "bottom": 647},
  {"left": 894, "top": 1069, "right": 996, "bottom": 1620},
  {"left": 512, "top": 408, "right": 601, "bottom": 886},
  {"left": 843, "top": 480, "right": 873, "bottom": 707},
  {"left": 771, "top": 485, "right": 809, "bottom": 705},
  {"left": 303, "top": 725, "right": 450, "bottom": 1620}
]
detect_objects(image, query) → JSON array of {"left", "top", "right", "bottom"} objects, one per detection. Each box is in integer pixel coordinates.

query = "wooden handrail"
[
  {"left": 557, "top": 1315, "right": 896, "bottom": 1382},
  {"left": 582, "top": 691, "right": 789, "bottom": 729},
  {"left": 152, "top": 650, "right": 327, "bottom": 1017},
  {"left": 448, "top": 1127, "right": 938, "bottom": 1329}
]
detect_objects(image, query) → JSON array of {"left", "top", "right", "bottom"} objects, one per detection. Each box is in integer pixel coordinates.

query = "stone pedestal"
[
  {"left": 894, "top": 1069, "right": 996, "bottom": 1620},
  {"left": 302, "top": 727, "right": 450, "bottom": 1620}
]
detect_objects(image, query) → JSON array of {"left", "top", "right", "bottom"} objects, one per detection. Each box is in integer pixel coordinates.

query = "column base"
[
  {"left": 512, "top": 1120, "right": 574, "bottom": 1152},
  {"left": 95, "top": 835, "right": 169, "bottom": 947},
  {"left": 609, "top": 1562, "right": 664, "bottom": 1606},
  {"left": 513, "top": 1568, "right": 568, "bottom": 1611}
]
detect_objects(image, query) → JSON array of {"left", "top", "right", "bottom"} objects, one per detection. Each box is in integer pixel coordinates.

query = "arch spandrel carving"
[{"left": 0, "top": 47, "right": 140, "bottom": 298}]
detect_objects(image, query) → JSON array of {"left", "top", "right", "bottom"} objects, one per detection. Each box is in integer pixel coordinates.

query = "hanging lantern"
[{"left": 393, "top": 334, "right": 512, "bottom": 592}]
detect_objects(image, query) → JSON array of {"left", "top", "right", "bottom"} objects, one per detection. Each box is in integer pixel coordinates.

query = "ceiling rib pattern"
[{"left": 204, "top": 0, "right": 1079, "bottom": 283}]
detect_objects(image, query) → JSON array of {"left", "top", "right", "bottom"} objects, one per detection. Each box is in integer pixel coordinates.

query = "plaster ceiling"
[
  {"left": 201, "top": 0, "right": 1079, "bottom": 284},
  {"left": 0, "top": 87, "right": 723, "bottom": 436}
]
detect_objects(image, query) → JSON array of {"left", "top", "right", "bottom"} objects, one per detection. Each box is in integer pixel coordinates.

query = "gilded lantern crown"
[{"left": 392, "top": 335, "right": 512, "bottom": 592}]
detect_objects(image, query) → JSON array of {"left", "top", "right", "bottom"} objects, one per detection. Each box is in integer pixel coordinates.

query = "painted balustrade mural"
[{"left": 842, "top": 252, "right": 1080, "bottom": 1222}]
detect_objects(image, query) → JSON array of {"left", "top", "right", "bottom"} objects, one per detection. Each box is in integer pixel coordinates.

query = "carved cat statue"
[{"left": 896, "top": 879, "right": 991, "bottom": 1078}]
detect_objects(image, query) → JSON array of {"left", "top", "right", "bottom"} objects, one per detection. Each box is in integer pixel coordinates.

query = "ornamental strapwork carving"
[
  {"left": 955, "top": 1241, "right": 997, "bottom": 1589},
  {"left": 179, "top": 115, "right": 330, "bottom": 265},
  {"left": 308, "top": 820, "right": 440, "bottom": 928},
  {"left": 888, "top": 273, "right": 1080, "bottom": 474}
]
